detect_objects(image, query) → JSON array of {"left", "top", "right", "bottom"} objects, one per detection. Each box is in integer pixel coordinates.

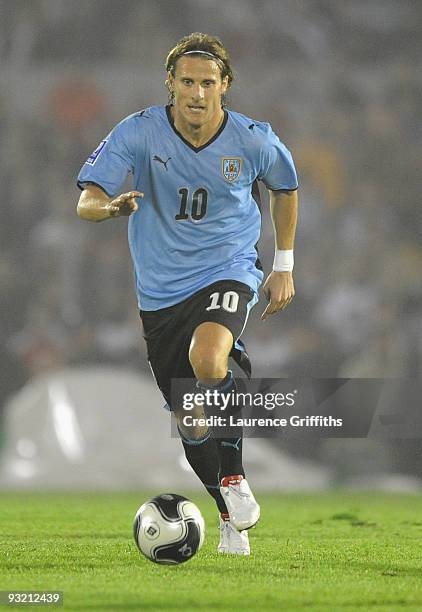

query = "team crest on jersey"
[
  {"left": 86, "top": 139, "right": 107, "bottom": 165},
  {"left": 222, "top": 157, "right": 242, "bottom": 182}
]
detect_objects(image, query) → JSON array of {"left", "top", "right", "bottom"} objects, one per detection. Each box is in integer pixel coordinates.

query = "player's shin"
[
  {"left": 197, "top": 371, "right": 245, "bottom": 480},
  {"left": 201, "top": 374, "right": 260, "bottom": 530},
  {"left": 178, "top": 428, "right": 228, "bottom": 513}
]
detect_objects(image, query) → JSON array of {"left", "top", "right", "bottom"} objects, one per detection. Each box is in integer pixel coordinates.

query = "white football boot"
[
  {"left": 220, "top": 475, "right": 260, "bottom": 531},
  {"left": 218, "top": 515, "right": 250, "bottom": 555}
]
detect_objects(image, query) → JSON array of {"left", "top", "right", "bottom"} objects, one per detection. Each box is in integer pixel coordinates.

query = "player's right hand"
[{"left": 105, "top": 191, "right": 143, "bottom": 217}]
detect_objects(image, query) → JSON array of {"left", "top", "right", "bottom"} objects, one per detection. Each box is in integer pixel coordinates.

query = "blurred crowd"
[{"left": 1, "top": 0, "right": 421, "bottom": 411}]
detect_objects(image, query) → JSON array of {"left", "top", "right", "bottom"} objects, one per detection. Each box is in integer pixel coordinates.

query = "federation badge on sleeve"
[
  {"left": 86, "top": 139, "right": 108, "bottom": 165},
  {"left": 222, "top": 157, "right": 242, "bottom": 182}
]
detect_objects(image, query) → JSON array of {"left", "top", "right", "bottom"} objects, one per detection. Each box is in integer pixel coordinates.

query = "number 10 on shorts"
[{"left": 206, "top": 291, "right": 239, "bottom": 313}]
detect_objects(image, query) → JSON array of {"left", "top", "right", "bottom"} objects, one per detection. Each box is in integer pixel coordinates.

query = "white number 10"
[{"left": 206, "top": 291, "right": 239, "bottom": 313}]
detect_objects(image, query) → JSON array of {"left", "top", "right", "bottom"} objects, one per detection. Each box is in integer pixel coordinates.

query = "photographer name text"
[{"left": 182, "top": 415, "right": 343, "bottom": 428}]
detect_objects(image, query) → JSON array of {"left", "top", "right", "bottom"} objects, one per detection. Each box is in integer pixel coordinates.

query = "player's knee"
[{"left": 189, "top": 345, "right": 227, "bottom": 383}]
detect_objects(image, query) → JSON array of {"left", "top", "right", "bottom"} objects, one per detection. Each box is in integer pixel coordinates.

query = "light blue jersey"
[{"left": 78, "top": 106, "right": 298, "bottom": 310}]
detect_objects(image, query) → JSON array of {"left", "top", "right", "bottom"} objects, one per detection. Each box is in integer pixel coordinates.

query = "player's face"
[{"left": 170, "top": 56, "right": 228, "bottom": 128}]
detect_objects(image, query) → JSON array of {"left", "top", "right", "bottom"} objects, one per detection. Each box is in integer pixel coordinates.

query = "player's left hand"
[{"left": 261, "top": 271, "right": 295, "bottom": 320}]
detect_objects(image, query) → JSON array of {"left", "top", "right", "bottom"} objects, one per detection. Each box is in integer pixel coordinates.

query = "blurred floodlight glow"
[
  {"left": 16, "top": 438, "right": 37, "bottom": 459},
  {"left": 10, "top": 459, "right": 37, "bottom": 480},
  {"left": 48, "top": 381, "right": 85, "bottom": 462}
]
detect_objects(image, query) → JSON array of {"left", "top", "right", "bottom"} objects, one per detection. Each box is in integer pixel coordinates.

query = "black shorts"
[{"left": 140, "top": 280, "right": 256, "bottom": 409}]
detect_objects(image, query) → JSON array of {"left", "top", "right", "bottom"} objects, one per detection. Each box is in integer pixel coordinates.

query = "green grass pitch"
[{"left": 1, "top": 492, "right": 422, "bottom": 611}]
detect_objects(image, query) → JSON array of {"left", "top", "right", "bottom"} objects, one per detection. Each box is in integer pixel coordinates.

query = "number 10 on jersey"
[{"left": 175, "top": 188, "right": 208, "bottom": 221}]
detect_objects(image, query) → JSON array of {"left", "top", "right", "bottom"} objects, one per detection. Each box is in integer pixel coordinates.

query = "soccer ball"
[{"left": 133, "top": 493, "right": 205, "bottom": 565}]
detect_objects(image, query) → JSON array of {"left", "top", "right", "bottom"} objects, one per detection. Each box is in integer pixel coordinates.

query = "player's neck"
[{"left": 170, "top": 106, "right": 225, "bottom": 148}]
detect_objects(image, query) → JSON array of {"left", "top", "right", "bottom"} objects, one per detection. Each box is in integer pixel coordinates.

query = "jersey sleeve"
[
  {"left": 77, "top": 116, "right": 137, "bottom": 197},
  {"left": 258, "top": 124, "right": 298, "bottom": 191}
]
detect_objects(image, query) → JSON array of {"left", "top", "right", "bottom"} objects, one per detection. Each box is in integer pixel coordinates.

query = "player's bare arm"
[
  {"left": 261, "top": 189, "right": 298, "bottom": 320},
  {"left": 77, "top": 184, "right": 143, "bottom": 222}
]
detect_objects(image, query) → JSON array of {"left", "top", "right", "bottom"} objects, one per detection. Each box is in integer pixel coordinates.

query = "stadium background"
[{"left": 0, "top": 0, "right": 421, "bottom": 490}]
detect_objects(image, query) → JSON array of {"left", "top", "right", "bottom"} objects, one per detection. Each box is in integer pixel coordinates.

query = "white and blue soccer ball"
[{"left": 133, "top": 493, "right": 205, "bottom": 565}]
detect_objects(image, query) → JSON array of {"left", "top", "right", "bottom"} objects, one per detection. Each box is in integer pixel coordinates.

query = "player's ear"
[{"left": 221, "top": 75, "right": 229, "bottom": 94}]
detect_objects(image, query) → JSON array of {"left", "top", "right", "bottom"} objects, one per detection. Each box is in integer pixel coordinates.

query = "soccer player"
[{"left": 77, "top": 33, "right": 298, "bottom": 555}]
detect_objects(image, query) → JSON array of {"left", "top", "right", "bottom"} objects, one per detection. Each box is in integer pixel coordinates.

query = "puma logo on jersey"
[{"left": 153, "top": 155, "right": 172, "bottom": 171}]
